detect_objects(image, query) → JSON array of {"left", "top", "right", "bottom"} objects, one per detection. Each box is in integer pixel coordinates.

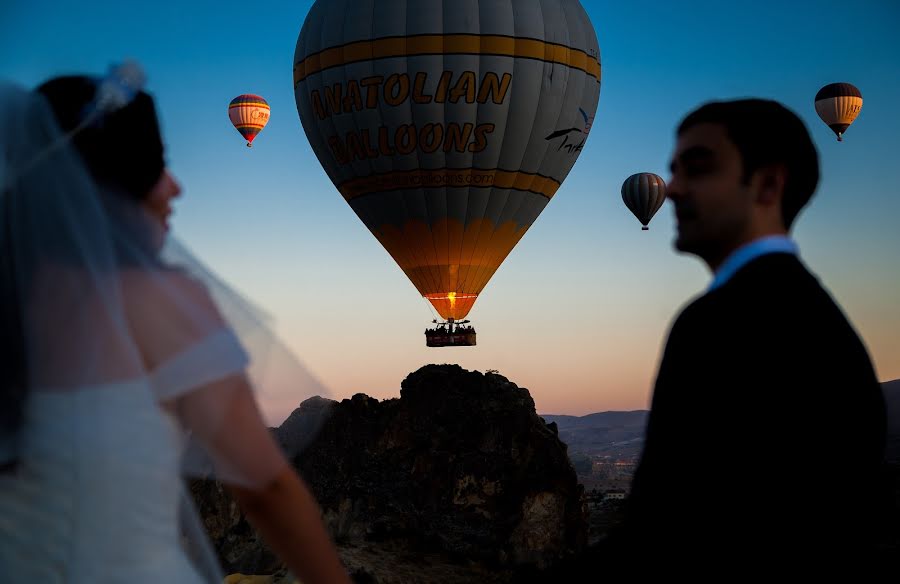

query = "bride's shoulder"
[{"left": 120, "top": 267, "right": 224, "bottom": 327}]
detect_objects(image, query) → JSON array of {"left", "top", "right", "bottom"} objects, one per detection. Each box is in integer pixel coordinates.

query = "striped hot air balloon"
[
  {"left": 814, "top": 83, "right": 862, "bottom": 142},
  {"left": 228, "top": 94, "right": 270, "bottom": 147},
  {"left": 621, "top": 173, "right": 666, "bottom": 231},
  {"left": 293, "top": 0, "right": 600, "bottom": 323}
]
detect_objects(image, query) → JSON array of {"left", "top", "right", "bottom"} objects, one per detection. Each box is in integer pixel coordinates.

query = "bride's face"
[{"left": 143, "top": 169, "right": 182, "bottom": 231}]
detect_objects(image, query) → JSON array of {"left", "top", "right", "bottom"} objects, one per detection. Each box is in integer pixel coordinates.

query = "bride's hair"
[
  {"left": 36, "top": 75, "right": 166, "bottom": 201},
  {"left": 1, "top": 77, "right": 169, "bottom": 468}
]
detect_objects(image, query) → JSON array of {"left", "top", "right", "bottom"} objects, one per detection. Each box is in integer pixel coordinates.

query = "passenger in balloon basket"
[
  {"left": 595, "top": 98, "right": 889, "bottom": 576},
  {"left": 425, "top": 319, "right": 476, "bottom": 347}
]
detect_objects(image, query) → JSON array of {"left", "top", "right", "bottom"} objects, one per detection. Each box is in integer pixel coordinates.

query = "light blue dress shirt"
[{"left": 708, "top": 235, "right": 799, "bottom": 292}]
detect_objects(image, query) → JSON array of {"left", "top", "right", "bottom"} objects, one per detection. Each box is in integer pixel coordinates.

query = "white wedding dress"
[
  {"left": 0, "top": 80, "right": 318, "bottom": 584},
  {"left": 0, "top": 379, "right": 210, "bottom": 583}
]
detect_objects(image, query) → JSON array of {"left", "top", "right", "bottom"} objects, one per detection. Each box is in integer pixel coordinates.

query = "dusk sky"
[{"left": 3, "top": 0, "right": 898, "bottom": 417}]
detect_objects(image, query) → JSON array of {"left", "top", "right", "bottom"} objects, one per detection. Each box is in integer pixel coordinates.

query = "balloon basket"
[
  {"left": 425, "top": 319, "right": 476, "bottom": 347},
  {"left": 641, "top": 226, "right": 649, "bottom": 231}
]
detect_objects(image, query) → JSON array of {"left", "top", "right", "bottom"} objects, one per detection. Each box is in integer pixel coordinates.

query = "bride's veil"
[{"left": 1, "top": 68, "right": 332, "bottom": 580}]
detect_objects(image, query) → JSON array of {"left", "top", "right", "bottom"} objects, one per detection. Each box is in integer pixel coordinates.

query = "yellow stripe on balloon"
[
  {"left": 294, "top": 33, "right": 601, "bottom": 85},
  {"left": 229, "top": 102, "right": 270, "bottom": 109}
]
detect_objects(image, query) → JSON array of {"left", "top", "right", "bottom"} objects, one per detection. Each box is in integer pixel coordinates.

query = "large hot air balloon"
[
  {"left": 814, "top": 83, "right": 862, "bottom": 142},
  {"left": 293, "top": 0, "right": 600, "bottom": 344},
  {"left": 229, "top": 94, "right": 270, "bottom": 147},
  {"left": 621, "top": 173, "right": 666, "bottom": 231}
]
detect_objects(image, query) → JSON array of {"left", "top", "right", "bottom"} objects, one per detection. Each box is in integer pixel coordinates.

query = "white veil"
[{"left": 0, "top": 68, "right": 331, "bottom": 580}]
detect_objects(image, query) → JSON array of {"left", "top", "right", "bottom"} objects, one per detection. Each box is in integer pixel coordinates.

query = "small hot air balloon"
[
  {"left": 621, "top": 173, "right": 666, "bottom": 230},
  {"left": 228, "top": 94, "right": 270, "bottom": 147},
  {"left": 814, "top": 83, "right": 862, "bottom": 142}
]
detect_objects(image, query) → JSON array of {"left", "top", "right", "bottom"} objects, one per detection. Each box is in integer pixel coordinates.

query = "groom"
[{"left": 613, "top": 99, "right": 887, "bottom": 573}]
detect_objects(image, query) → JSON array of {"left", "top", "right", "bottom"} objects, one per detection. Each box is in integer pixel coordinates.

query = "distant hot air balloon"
[
  {"left": 293, "top": 0, "right": 600, "bottom": 344},
  {"left": 229, "top": 94, "right": 270, "bottom": 147},
  {"left": 621, "top": 173, "right": 666, "bottom": 230},
  {"left": 815, "top": 83, "right": 862, "bottom": 142}
]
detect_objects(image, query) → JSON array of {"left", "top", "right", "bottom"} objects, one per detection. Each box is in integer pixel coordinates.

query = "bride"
[{"left": 0, "top": 67, "right": 351, "bottom": 583}]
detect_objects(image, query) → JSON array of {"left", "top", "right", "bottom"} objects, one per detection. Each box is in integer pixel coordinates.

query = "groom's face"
[{"left": 666, "top": 122, "right": 756, "bottom": 268}]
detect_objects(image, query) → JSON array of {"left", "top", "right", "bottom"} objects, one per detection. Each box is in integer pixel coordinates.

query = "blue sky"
[{"left": 3, "top": 0, "right": 898, "bottom": 415}]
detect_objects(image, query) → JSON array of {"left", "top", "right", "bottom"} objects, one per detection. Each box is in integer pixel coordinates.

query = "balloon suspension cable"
[{"left": 421, "top": 295, "right": 440, "bottom": 322}]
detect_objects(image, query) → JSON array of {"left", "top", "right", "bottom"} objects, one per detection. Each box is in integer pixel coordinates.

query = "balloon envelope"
[
  {"left": 229, "top": 94, "right": 270, "bottom": 147},
  {"left": 814, "top": 83, "right": 862, "bottom": 141},
  {"left": 621, "top": 172, "right": 666, "bottom": 230},
  {"left": 293, "top": 0, "right": 601, "bottom": 320}
]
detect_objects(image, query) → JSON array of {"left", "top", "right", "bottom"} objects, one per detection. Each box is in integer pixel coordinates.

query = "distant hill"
[
  {"left": 540, "top": 410, "right": 647, "bottom": 460},
  {"left": 542, "top": 411, "right": 648, "bottom": 430},
  {"left": 542, "top": 380, "right": 899, "bottom": 462}
]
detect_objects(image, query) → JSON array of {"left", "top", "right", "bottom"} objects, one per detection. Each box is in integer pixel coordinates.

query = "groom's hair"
[{"left": 677, "top": 98, "right": 819, "bottom": 230}]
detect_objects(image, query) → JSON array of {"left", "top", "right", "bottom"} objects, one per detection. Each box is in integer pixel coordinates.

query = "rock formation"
[{"left": 193, "top": 364, "right": 587, "bottom": 582}]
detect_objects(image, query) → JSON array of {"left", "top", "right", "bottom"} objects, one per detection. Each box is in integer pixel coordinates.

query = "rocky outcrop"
[
  {"left": 194, "top": 364, "right": 587, "bottom": 582},
  {"left": 189, "top": 478, "right": 282, "bottom": 576}
]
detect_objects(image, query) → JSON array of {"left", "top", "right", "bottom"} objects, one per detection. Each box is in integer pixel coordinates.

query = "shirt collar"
[{"left": 708, "top": 235, "right": 799, "bottom": 292}]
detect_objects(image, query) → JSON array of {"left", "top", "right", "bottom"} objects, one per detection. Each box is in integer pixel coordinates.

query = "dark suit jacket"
[{"left": 616, "top": 252, "right": 887, "bottom": 570}]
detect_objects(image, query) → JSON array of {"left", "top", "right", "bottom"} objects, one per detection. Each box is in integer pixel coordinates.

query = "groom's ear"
[{"left": 753, "top": 163, "right": 787, "bottom": 210}]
